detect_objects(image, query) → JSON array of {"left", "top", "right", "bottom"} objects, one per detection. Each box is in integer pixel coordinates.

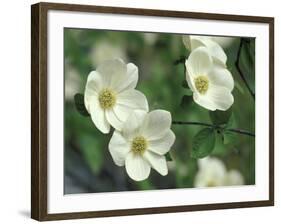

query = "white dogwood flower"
[
  {"left": 185, "top": 46, "right": 234, "bottom": 111},
  {"left": 84, "top": 59, "right": 148, "bottom": 134},
  {"left": 109, "top": 110, "right": 176, "bottom": 181},
  {"left": 182, "top": 35, "right": 227, "bottom": 66},
  {"left": 211, "top": 36, "right": 237, "bottom": 49},
  {"left": 224, "top": 170, "right": 244, "bottom": 186},
  {"left": 194, "top": 157, "right": 244, "bottom": 187},
  {"left": 90, "top": 41, "right": 127, "bottom": 67}
]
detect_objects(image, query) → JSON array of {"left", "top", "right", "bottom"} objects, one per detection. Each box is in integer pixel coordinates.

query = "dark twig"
[
  {"left": 227, "top": 128, "right": 255, "bottom": 137},
  {"left": 172, "top": 121, "right": 215, "bottom": 128},
  {"left": 173, "top": 55, "right": 187, "bottom": 65},
  {"left": 172, "top": 121, "right": 255, "bottom": 137},
  {"left": 235, "top": 39, "right": 255, "bottom": 99}
]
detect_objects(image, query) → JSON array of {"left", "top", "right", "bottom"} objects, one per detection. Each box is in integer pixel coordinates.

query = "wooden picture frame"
[{"left": 31, "top": 2, "right": 274, "bottom": 221}]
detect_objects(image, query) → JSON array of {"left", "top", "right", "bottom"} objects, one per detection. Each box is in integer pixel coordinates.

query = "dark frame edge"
[
  {"left": 31, "top": 3, "right": 40, "bottom": 220},
  {"left": 30, "top": 2, "right": 274, "bottom": 221},
  {"left": 268, "top": 17, "right": 275, "bottom": 205},
  {"left": 31, "top": 3, "right": 48, "bottom": 221},
  {"left": 43, "top": 200, "right": 273, "bottom": 221},
  {"left": 37, "top": 2, "right": 274, "bottom": 23}
]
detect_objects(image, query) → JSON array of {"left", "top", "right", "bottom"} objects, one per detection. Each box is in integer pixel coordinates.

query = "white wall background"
[{"left": 0, "top": 0, "right": 279, "bottom": 223}]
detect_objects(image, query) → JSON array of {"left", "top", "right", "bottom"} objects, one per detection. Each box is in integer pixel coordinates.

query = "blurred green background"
[{"left": 64, "top": 28, "right": 255, "bottom": 194}]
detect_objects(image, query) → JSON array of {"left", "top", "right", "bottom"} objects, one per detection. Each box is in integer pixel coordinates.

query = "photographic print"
[
  {"left": 31, "top": 3, "right": 274, "bottom": 220},
  {"left": 64, "top": 29, "right": 255, "bottom": 194}
]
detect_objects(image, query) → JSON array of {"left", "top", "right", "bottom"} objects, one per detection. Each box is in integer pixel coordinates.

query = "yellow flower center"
[
  {"left": 194, "top": 75, "right": 209, "bottom": 94},
  {"left": 98, "top": 88, "right": 116, "bottom": 109},
  {"left": 131, "top": 136, "right": 148, "bottom": 155}
]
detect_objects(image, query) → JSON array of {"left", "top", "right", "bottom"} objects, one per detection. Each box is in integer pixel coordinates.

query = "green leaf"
[
  {"left": 182, "top": 80, "right": 189, "bottom": 89},
  {"left": 74, "top": 93, "right": 90, "bottom": 117},
  {"left": 209, "top": 107, "right": 232, "bottom": 125},
  {"left": 181, "top": 81, "right": 193, "bottom": 93},
  {"left": 239, "top": 38, "right": 255, "bottom": 94},
  {"left": 165, "top": 152, "right": 173, "bottom": 161},
  {"left": 211, "top": 132, "right": 229, "bottom": 156},
  {"left": 185, "top": 88, "right": 193, "bottom": 96},
  {"left": 242, "top": 38, "right": 255, "bottom": 68},
  {"left": 191, "top": 128, "right": 216, "bottom": 158},
  {"left": 225, "top": 113, "right": 236, "bottom": 129},
  {"left": 180, "top": 95, "right": 192, "bottom": 109},
  {"left": 223, "top": 131, "right": 237, "bottom": 145},
  {"left": 235, "top": 81, "right": 245, "bottom": 95}
]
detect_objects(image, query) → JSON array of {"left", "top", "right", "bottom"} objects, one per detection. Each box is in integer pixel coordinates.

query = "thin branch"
[
  {"left": 227, "top": 128, "right": 255, "bottom": 137},
  {"left": 172, "top": 121, "right": 215, "bottom": 128},
  {"left": 235, "top": 39, "right": 255, "bottom": 100},
  {"left": 172, "top": 121, "right": 255, "bottom": 137}
]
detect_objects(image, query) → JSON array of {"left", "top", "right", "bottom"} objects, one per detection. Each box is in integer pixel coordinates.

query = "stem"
[
  {"left": 235, "top": 39, "right": 255, "bottom": 99},
  {"left": 227, "top": 128, "right": 255, "bottom": 137},
  {"left": 172, "top": 121, "right": 255, "bottom": 137},
  {"left": 172, "top": 121, "right": 215, "bottom": 128}
]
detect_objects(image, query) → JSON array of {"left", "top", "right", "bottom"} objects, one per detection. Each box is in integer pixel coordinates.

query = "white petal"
[
  {"left": 200, "top": 38, "right": 227, "bottom": 65},
  {"left": 193, "top": 93, "right": 217, "bottom": 111},
  {"left": 193, "top": 84, "right": 234, "bottom": 111},
  {"left": 224, "top": 170, "right": 244, "bottom": 186},
  {"left": 198, "top": 157, "right": 212, "bottom": 169},
  {"left": 125, "top": 152, "right": 151, "bottom": 181},
  {"left": 186, "top": 47, "right": 213, "bottom": 77},
  {"left": 122, "top": 110, "right": 147, "bottom": 140},
  {"left": 182, "top": 35, "right": 191, "bottom": 50},
  {"left": 143, "top": 151, "right": 168, "bottom": 176},
  {"left": 114, "top": 63, "right": 138, "bottom": 93},
  {"left": 114, "top": 91, "right": 148, "bottom": 126},
  {"left": 183, "top": 35, "right": 207, "bottom": 51},
  {"left": 88, "top": 95, "right": 110, "bottom": 134},
  {"left": 199, "top": 157, "right": 226, "bottom": 173},
  {"left": 206, "top": 85, "right": 234, "bottom": 111},
  {"left": 188, "top": 36, "right": 227, "bottom": 66},
  {"left": 211, "top": 36, "right": 236, "bottom": 49},
  {"left": 207, "top": 65, "right": 234, "bottom": 91},
  {"left": 84, "top": 71, "right": 103, "bottom": 111},
  {"left": 109, "top": 131, "right": 130, "bottom": 166},
  {"left": 195, "top": 157, "right": 227, "bottom": 187},
  {"left": 203, "top": 158, "right": 226, "bottom": 182},
  {"left": 105, "top": 109, "right": 124, "bottom": 131},
  {"left": 142, "top": 110, "right": 172, "bottom": 140},
  {"left": 185, "top": 62, "right": 196, "bottom": 92},
  {"left": 117, "top": 89, "right": 149, "bottom": 112},
  {"left": 194, "top": 171, "right": 225, "bottom": 187},
  {"left": 86, "top": 71, "right": 104, "bottom": 92},
  {"left": 189, "top": 35, "right": 208, "bottom": 50},
  {"left": 194, "top": 171, "right": 207, "bottom": 187},
  {"left": 96, "top": 59, "right": 127, "bottom": 88},
  {"left": 194, "top": 171, "right": 214, "bottom": 187},
  {"left": 148, "top": 130, "right": 175, "bottom": 155},
  {"left": 113, "top": 104, "right": 132, "bottom": 122}
]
